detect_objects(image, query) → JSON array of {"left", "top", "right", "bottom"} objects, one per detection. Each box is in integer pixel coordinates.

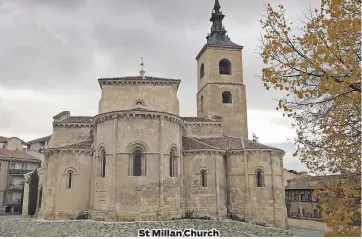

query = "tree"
[{"left": 260, "top": 0, "right": 361, "bottom": 236}]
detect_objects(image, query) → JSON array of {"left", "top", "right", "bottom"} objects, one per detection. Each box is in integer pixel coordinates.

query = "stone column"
[
  {"left": 270, "top": 151, "right": 277, "bottom": 226},
  {"left": 22, "top": 173, "right": 31, "bottom": 216},
  {"left": 89, "top": 125, "right": 97, "bottom": 210},
  {"left": 158, "top": 116, "right": 164, "bottom": 213},
  {"left": 107, "top": 116, "right": 118, "bottom": 213},
  {"left": 215, "top": 154, "right": 220, "bottom": 219},
  {"left": 39, "top": 155, "right": 49, "bottom": 217},
  {"left": 244, "top": 151, "right": 249, "bottom": 219}
]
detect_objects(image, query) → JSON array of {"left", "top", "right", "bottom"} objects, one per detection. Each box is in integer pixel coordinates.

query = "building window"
[
  {"left": 66, "top": 171, "right": 73, "bottom": 189},
  {"left": 132, "top": 148, "right": 143, "bottom": 176},
  {"left": 201, "top": 169, "right": 207, "bottom": 187},
  {"left": 10, "top": 163, "right": 15, "bottom": 169},
  {"left": 22, "top": 164, "right": 26, "bottom": 170},
  {"left": 169, "top": 149, "right": 177, "bottom": 177},
  {"left": 200, "top": 63, "right": 205, "bottom": 78},
  {"left": 222, "top": 91, "right": 232, "bottom": 104},
  {"left": 99, "top": 148, "right": 106, "bottom": 177},
  {"left": 219, "top": 58, "right": 231, "bottom": 75},
  {"left": 256, "top": 170, "right": 264, "bottom": 187},
  {"left": 0, "top": 163, "right": 1, "bottom": 170}
]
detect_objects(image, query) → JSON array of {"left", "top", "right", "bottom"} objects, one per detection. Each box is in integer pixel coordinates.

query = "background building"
[
  {"left": 283, "top": 169, "right": 308, "bottom": 186},
  {"left": 0, "top": 136, "right": 42, "bottom": 214}
]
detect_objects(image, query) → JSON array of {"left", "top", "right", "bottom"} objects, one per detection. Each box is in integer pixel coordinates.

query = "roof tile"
[{"left": 0, "top": 149, "right": 41, "bottom": 163}]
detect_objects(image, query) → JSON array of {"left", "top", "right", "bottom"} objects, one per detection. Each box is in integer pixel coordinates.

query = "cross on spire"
[{"left": 139, "top": 57, "right": 145, "bottom": 79}]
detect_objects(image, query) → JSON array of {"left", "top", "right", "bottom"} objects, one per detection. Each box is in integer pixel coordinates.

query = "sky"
[{"left": 0, "top": 0, "right": 321, "bottom": 171}]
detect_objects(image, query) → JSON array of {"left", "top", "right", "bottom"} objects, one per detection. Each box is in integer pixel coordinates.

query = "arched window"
[
  {"left": 133, "top": 148, "right": 143, "bottom": 176},
  {"left": 256, "top": 170, "right": 264, "bottom": 187},
  {"left": 219, "top": 58, "right": 231, "bottom": 75},
  {"left": 200, "top": 95, "right": 204, "bottom": 114},
  {"left": 200, "top": 63, "right": 205, "bottom": 78},
  {"left": 66, "top": 170, "right": 74, "bottom": 189},
  {"left": 135, "top": 100, "right": 145, "bottom": 106},
  {"left": 201, "top": 169, "right": 207, "bottom": 187},
  {"left": 222, "top": 91, "right": 232, "bottom": 104},
  {"left": 169, "top": 149, "right": 177, "bottom": 177},
  {"left": 99, "top": 148, "right": 106, "bottom": 177}
]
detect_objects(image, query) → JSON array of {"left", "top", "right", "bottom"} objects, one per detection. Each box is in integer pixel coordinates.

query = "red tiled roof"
[
  {"left": 0, "top": 136, "right": 7, "bottom": 143},
  {"left": 61, "top": 116, "right": 93, "bottom": 123},
  {"left": 0, "top": 149, "right": 41, "bottom": 163},
  {"left": 182, "top": 136, "right": 283, "bottom": 152},
  {"left": 55, "top": 139, "right": 93, "bottom": 150}
]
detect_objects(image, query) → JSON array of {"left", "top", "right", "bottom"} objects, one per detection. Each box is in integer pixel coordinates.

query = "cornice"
[
  {"left": 98, "top": 78, "right": 181, "bottom": 89},
  {"left": 183, "top": 149, "right": 225, "bottom": 156},
  {"left": 184, "top": 121, "right": 222, "bottom": 126},
  {"left": 44, "top": 148, "right": 94, "bottom": 156},
  {"left": 94, "top": 110, "right": 185, "bottom": 126},
  {"left": 53, "top": 122, "right": 93, "bottom": 128},
  {"left": 196, "top": 43, "right": 243, "bottom": 60}
]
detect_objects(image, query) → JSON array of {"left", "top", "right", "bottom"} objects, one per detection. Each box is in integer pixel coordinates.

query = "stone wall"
[
  {"left": 183, "top": 122, "right": 222, "bottom": 138},
  {"left": 92, "top": 112, "right": 183, "bottom": 221},
  {"left": 196, "top": 47, "right": 248, "bottom": 139},
  {"left": 40, "top": 152, "right": 93, "bottom": 220},
  {"left": 51, "top": 126, "right": 92, "bottom": 147},
  {"left": 183, "top": 152, "right": 226, "bottom": 219},
  {"left": 228, "top": 150, "right": 286, "bottom": 228},
  {"left": 98, "top": 84, "right": 180, "bottom": 115}
]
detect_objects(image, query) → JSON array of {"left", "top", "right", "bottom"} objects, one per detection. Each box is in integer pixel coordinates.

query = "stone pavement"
[
  {"left": 0, "top": 216, "right": 293, "bottom": 237},
  {"left": 288, "top": 218, "right": 328, "bottom": 237},
  {"left": 0, "top": 216, "right": 329, "bottom": 237}
]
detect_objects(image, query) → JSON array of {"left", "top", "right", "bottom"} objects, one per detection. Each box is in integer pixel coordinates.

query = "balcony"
[
  {"left": 8, "top": 184, "right": 24, "bottom": 191},
  {"left": 9, "top": 169, "right": 33, "bottom": 175}
]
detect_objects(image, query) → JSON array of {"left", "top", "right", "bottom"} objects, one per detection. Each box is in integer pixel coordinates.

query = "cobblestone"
[{"left": 0, "top": 216, "right": 295, "bottom": 237}]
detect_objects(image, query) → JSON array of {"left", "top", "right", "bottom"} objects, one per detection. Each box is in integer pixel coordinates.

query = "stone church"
[{"left": 34, "top": 0, "right": 287, "bottom": 228}]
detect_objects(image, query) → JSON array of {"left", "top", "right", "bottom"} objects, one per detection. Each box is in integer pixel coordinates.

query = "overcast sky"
[{"left": 0, "top": 0, "right": 320, "bottom": 171}]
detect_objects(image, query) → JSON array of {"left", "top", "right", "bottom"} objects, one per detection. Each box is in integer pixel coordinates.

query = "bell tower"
[{"left": 196, "top": 0, "right": 248, "bottom": 139}]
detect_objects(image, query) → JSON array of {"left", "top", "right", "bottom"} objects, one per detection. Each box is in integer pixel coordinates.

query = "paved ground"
[
  {"left": 288, "top": 218, "right": 328, "bottom": 237},
  {"left": 0, "top": 215, "right": 326, "bottom": 237}
]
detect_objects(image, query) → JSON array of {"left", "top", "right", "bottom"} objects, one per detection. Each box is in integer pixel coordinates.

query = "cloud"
[{"left": 0, "top": 0, "right": 320, "bottom": 171}]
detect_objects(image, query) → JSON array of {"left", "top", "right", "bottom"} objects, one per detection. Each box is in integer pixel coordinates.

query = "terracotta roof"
[
  {"left": 196, "top": 136, "right": 243, "bottom": 150},
  {"left": 285, "top": 174, "right": 355, "bottom": 190},
  {"left": 0, "top": 136, "right": 7, "bottom": 143},
  {"left": 182, "top": 137, "right": 218, "bottom": 150},
  {"left": 60, "top": 116, "right": 93, "bottom": 123},
  {"left": 182, "top": 117, "right": 221, "bottom": 122},
  {"left": 243, "top": 140, "right": 280, "bottom": 150},
  {"left": 98, "top": 76, "right": 181, "bottom": 82},
  {"left": 27, "top": 135, "right": 52, "bottom": 144},
  {"left": 55, "top": 139, "right": 93, "bottom": 150},
  {"left": 0, "top": 149, "right": 41, "bottom": 163},
  {"left": 182, "top": 136, "right": 283, "bottom": 152}
]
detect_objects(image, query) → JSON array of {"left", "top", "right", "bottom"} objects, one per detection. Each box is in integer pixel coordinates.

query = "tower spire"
[
  {"left": 214, "top": 0, "right": 221, "bottom": 12},
  {"left": 139, "top": 57, "right": 145, "bottom": 79},
  {"left": 205, "top": 0, "right": 240, "bottom": 47}
]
